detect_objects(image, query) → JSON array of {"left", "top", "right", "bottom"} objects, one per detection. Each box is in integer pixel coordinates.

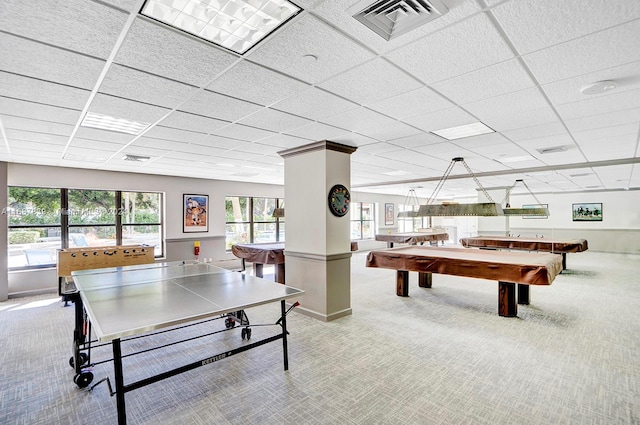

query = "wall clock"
[{"left": 328, "top": 184, "right": 350, "bottom": 217}]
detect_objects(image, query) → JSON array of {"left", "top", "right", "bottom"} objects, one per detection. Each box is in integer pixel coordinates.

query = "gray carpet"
[{"left": 1, "top": 250, "right": 639, "bottom": 424}]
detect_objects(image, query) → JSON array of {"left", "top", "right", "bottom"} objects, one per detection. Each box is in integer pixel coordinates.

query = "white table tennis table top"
[{"left": 72, "top": 261, "right": 304, "bottom": 342}]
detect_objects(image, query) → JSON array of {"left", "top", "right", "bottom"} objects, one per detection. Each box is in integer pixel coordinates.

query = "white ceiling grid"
[{"left": 0, "top": 0, "right": 638, "bottom": 198}]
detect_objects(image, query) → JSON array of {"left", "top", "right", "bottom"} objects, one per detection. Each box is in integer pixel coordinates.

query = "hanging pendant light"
[
  {"left": 397, "top": 188, "right": 421, "bottom": 218},
  {"left": 413, "top": 157, "right": 503, "bottom": 217},
  {"left": 501, "top": 179, "right": 549, "bottom": 217}
]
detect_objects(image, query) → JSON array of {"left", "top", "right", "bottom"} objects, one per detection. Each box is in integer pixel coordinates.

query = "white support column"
[{"left": 278, "top": 141, "right": 357, "bottom": 321}]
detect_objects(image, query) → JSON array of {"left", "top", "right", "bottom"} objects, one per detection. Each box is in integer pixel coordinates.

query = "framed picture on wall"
[
  {"left": 183, "top": 194, "right": 209, "bottom": 232},
  {"left": 572, "top": 203, "right": 602, "bottom": 221},
  {"left": 385, "top": 203, "right": 394, "bottom": 225},
  {"left": 523, "top": 204, "right": 548, "bottom": 219}
]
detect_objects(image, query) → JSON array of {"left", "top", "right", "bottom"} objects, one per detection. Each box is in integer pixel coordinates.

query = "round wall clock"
[{"left": 328, "top": 184, "right": 350, "bottom": 217}]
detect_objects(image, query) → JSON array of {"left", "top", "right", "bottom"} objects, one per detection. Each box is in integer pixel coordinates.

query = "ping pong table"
[
  {"left": 366, "top": 246, "right": 562, "bottom": 317},
  {"left": 69, "top": 261, "right": 304, "bottom": 425},
  {"left": 375, "top": 231, "right": 449, "bottom": 248},
  {"left": 459, "top": 236, "right": 588, "bottom": 270}
]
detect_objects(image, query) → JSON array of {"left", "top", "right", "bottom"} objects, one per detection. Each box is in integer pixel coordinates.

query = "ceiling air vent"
[
  {"left": 122, "top": 154, "right": 150, "bottom": 162},
  {"left": 536, "top": 145, "right": 569, "bottom": 155},
  {"left": 350, "top": 0, "right": 449, "bottom": 40}
]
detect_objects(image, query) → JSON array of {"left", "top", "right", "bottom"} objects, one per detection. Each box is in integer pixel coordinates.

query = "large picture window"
[
  {"left": 225, "top": 196, "right": 284, "bottom": 249},
  {"left": 7, "top": 187, "right": 163, "bottom": 269},
  {"left": 350, "top": 202, "right": 374, "bottom": 240}
]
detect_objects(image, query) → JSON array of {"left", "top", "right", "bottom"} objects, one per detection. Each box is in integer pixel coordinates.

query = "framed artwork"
[
  {"left": 385, "top": 203, "right": 394, "bottom": 225},
  {"left": 572, "top": 203, "right": 602, "bottom": 222},
  {"left": 523, "top": 204, "right": 548, "bottom": 219},
  {"left": 183, "top": 194, "right": 209, "bottom": 232}
]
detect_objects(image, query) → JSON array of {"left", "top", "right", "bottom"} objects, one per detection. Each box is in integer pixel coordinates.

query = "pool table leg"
[
  {"left": 396, "top": 271, "right": 409, "bottom": 296},
  {"left": 418, "top": 272, "right": 432, "bottom": 288},
  {"left": 562, "top": 253, "right": 567, "bottom": 270},
  {"left": 498, "top": 281, "right": 517, "bottom": 317},
  {"left": 254, "top": 263, "right": 264, "bottom": 278},
  {"left": 517, "top": 284, "right": 530, "bottom": 305}
]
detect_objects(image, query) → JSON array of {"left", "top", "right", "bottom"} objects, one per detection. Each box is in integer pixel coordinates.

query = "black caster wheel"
[
  {"left": 74, "top": 372, "right": 94, "bottom": 388},
  {"left": 69, "top": 353, "right": 88, "bottom": 368},
  {"left": 241, "top": 327, "right": 252, "bottom": 340},
  {"left": 225, "top": 318, "right": 235, "bottom": 329}
]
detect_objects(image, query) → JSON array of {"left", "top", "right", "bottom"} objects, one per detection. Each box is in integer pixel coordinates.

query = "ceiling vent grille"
[
  {"left": 350, "top": 0, "right": 449, "bottom": 40},
  {"left": 122, "top": 154, "right": 151, "bottom": 162},
  {"left": 536, "top": 145, "right": 569, "bottom": 155}
]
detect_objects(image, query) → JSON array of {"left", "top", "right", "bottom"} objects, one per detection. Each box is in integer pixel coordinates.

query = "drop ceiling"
[{"left": 0, "top": 0, "right": 639, "bottom": 200}]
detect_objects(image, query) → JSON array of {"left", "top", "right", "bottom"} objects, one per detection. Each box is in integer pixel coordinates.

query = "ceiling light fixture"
[
  {"left": 431, "top": 122, "right": 495, "bottom": 141},
  {"left": 81, "top": 112, "right": 150, "bottom": 135},
  {"left": 580, "top": 80, "right": 617, "bottom": 95},
  {"left": 140, "top": 0, "right": 302, "bottom": 55}
]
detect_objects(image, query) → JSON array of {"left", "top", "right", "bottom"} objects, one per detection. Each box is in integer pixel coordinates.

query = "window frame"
[{"left": 7, "top": 186, "right": 164, "bottom": 270}]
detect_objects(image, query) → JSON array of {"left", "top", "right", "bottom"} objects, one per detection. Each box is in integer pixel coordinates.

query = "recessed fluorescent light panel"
[
  {"left": 81, "top": 112, "right": 150, "bottom": 135},
  {"left": 140, "top": 0, "right": 302, "bottom": 55},
  {"left": 431, "top": 122, "right": 495, "bottom": 141}
]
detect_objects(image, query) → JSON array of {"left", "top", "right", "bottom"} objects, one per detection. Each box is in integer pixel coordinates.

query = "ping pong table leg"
[
  {"left": 396, "top": 271, "right": 409, "bottom": 296},
  {"left": 112, "top": 339, "right": 127, "bottom": 425},
  {"left": 498, "top": 281, "right": 517, "bottom": 317},
  {"left": 280, "top": 300, "right": 288, "bottom": 371}
]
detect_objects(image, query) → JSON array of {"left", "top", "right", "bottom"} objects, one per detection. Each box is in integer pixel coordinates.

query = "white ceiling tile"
[
  {"left": 143, "top": 125, "right": 208, "bottom": 144},
  {"left": 9, "top": 140, "right": 64, "bottom": 153},
  {"left": 432, "top": 59, "right": 535, "bottom": 105},
  {"left": 179, "top": 90, "right": 263, "bottom": 122},
  {"left": 247, "top": 15, "right": 376, "bottom": 84},
  {"left": 231, "top": 142, "right": 281, "bottom": 156},
  {"left": 368, "top": 87, "right": 454, "bottom": 120},
  {"left": 89, "top": 93, "right": 171, "bottom": 125},
  {"left": 0, "top": 98, "right": 80, "bottom": 125},
  {"left": 564, "top": 108, "right": 640, "bottom": 133},
  {"left": 73, "top": 127, "right": 136, "bottom": 144},
  {"left": 5, "top": 129, "right": 69, "bottom": 146},
  {"left": 517, "top": 134, "right": 576, "bottom": 150},
  {"left": 0, "top": 33, "right": 105, "bottom": 90},
  {"left": 492, "top": 0, "right": 640, "bottom": 54},
  {"left": 579, "top": 135, "right": 638, "bottom": 161},
  {"left": 502, "top": 122, "right": 567, "bottom": 142},
  {"left": 134, "top": 136, "right": 189, "bottom": 151},
  {"left": 388, "top": 132, "right": 443, "bottom": 148},
  {"left": 464, "top": 87, "right": 550, "bottom": 119},
  {"left": 321, "top": 107, "right": 420, "bottom": 140},
  {"left": 65, "top": 146, "right": 114, "bottom": 161},
  {"left": 2, "top": 116, "right": 74, "bottom": 137},
  {"left": 213, "top": 124, "right": 276, "bottom": 142},
  {"left": 70, "top": 137, "right": 130, "bottom": 152},
  {"left": 0, "top": 72, "right": 90, "bottom": 110},
  {"left": 523, "top": 19, "right": 640, "bottom": 84},
  {"left": 272, "top": 88, "right": 358, "bottom": 121},
  {"left": 255, "top": 133, "right": 311, "bottom": 150},
  {"left": 159, "top": 111, "right": 228, "bottom": 133},
  {"left": 401, "top": 107, "right": 476, "bottom": 133},
  {"left": 284, "top": 122, "right": 345, "bottom": 141},
  {"left": 481, "top": 106, "right": 559, "bottom": 132},
  {"left": 386, "top": 13, "right": 515, "bottom": 85},
  {"left": 237, "top": 108, "right": 313, "bottom": 133},
  {"left": 195, "top": 134, "right": 250, "bottom": 150},
  {"left": 572, "top": 123, "right": 639, "bottom": 143},
  {"left": 207, "top": 61, "right": 310, "bottom": 106},
  {"left": 0, "top": 0, "right": 128, "bottom": 58},
  {"left": 555, "top": 89, "right": 640, "bottom": 121},
  {"left": 99, "top": 65, "right": 199, "bottom": 109},
  {"left": 318, "top": 58, "right": 422, "bottom": 105},
  {"left": 115, "top": 18, "right": 239, "bottom": 87}
]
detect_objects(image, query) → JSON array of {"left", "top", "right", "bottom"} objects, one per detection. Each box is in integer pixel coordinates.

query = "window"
[
  {"left": 350, "top": 202, "right": 374, "bottom": 240},
  {"left": 7, "top": 187, "right": 163, "bottom": 269},
  {"left": 397, "top": 204, "right": 430, "bottom": 232},
  {"left": 225, "top": 196, "right": 284, "bottom": 249}
]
